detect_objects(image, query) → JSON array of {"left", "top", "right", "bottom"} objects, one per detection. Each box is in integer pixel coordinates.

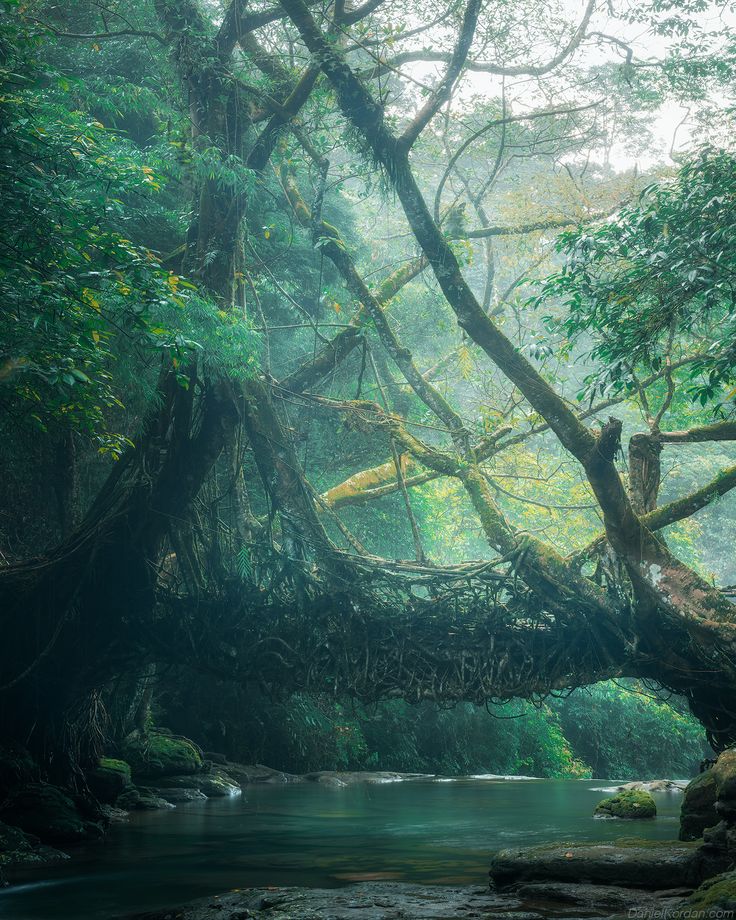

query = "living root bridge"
[{"left": 156, "top": 563, "right": 631, "bottom": 703}]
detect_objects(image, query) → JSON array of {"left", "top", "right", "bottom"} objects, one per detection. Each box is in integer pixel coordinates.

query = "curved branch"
[{"left": 658, "top": 421, "right": 736, "bottom": 443}]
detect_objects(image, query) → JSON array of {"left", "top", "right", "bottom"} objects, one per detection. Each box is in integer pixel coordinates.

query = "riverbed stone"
[
  {"left": 713, "top": 748, "right": 736, "bottom": 821},
  {"left": 680, "top": 770, "right": 718, "bottom": 840},
  {"left": 489, "top": 838, "right": 700, "bottom": 889},
  {"left": 126, "top": 883, "right": 526, "bottom": 919},
  {"left": 0, "top": 782, "right": 104, "bottom": 844},
  {"left": 618, "top": 780, "right": 686, "bottom": 794},
  {"left": 594, "top": 789, "right": 657, "bottom": 819},
  {"left": 123, "top": 732, "right": 203, "bottom": 779},
  {"left": 147, "top": 769, "right": 240, "bottom": 797},
  {"left": 115, "top": 786, "right": 175, "bottom": 810},
  {"left": 0, "top": 819, "right": 68, "bottom": 867},
  {"left": 150, "top": 787, "right": 207, "bottom": 804}
]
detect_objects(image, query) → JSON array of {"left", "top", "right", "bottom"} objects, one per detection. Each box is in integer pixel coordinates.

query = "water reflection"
[{"left": 0, "top": 777, "right": 686, "bottom": 920}]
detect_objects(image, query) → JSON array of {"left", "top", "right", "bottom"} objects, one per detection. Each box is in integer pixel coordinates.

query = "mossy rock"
[
  {"left": 115, "top": 786, "right": 174, "bottom": 811},
  {"left": 680, "top": 870, "right": 736, "bottom": 914},
  {"left": 122, "top": 732, "right": 202, "bottom": 779},
  {"left": 153, "top": 770, "right": 240, "bottom": 797},
  {"left": 594, "top": 789, "right": 656, "bottom": 819},
  {"left": 489, "top": 839, "right": 698, "bottom": 889},
  {"left": 680, "top": 770, "right": 718, "bottom": 841},
  {"left": 85, "top": 758, "right": 132, "bottom": 804},
  {"left": 713, "top": 748, "right": 736, "bottom": 821},
  {"left": 0, "top": 819, "right": 68, "bottom": 866},
  {"left": 0, "top": 782, "right": 104, "bottom": 844}
]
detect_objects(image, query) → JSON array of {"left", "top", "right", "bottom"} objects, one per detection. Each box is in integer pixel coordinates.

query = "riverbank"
[{"left": 126, "top": 879, "right": 694, "bottom": 920}]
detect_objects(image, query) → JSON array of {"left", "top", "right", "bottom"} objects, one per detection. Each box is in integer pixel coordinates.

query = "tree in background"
[{"left": 0, "top": 0, "right": 734, "bottom": 780}]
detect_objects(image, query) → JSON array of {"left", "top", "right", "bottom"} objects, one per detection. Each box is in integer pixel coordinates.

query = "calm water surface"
[{"left": 0, "top": 777, "right": 686, "bottom": 920}]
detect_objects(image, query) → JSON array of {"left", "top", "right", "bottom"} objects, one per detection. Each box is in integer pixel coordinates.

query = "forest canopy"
[{"left": 1, "top": 0, "right": 735, "bottom": 780}]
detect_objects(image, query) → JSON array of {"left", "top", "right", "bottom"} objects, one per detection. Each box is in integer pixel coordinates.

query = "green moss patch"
[
  {"left": 682, "top": 871, "right": 736, "bottom": 913},
  {"left": 594, "top": 789, "right": 657, "bottom": 819},
  {"left": 123, "top": 733, "right": 202, "bottom": 779}
]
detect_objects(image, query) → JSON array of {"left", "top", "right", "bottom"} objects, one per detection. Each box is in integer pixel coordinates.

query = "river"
[{"left": 0, "top": 776, "right": 686, "bottom": 920}]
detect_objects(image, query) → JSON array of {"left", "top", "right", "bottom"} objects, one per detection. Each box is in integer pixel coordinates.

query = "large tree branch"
[
  {"left": 360, "top": 0, "right": 596, "bottom": 81},
  {"left": 276, "top": 164, "right": 468, "bottom": 445},
  {"left": 658, "top": 420, "right": 736, "bottom": 443},
  {"left": 399, "top": 0, "right": 481, "bottom": 149},
  {"left": 572, "top": 462, "right": 736, "bottom": 566}
]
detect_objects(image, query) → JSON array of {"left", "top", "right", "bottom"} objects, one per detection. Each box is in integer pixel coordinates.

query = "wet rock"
[
  {"left": 203, "top": 752, "right": 228, "bottom": 765},
  {"left": 681, "top": 870, "right": 736, "bottom": 914},
  {"left": 713, "top": 748, "right": 736, "bottom": 822},
  {"left": 86, "top": 758, "right": 133, "bottom": 804},
  {"left": 0, "top": 819, "right": 68, "bottom": 867},
  {"left": 99, "top": 805, "right": 129, "bottom": 823},
  {"left": 594, "top": 789, "right": 656, "bottom": 819},
  {"left": 196, "top": 771, "right": 241, "bottom": 797},
  {"left": 618, "top": 780, "right": 686, "bottom": 794},
  {"left": 0, "top": 782, "right": 104, "bottom": 844},
  {"left": 680, "top": 770, "right": 718, "bottom": 841},
  {"left": 115, "top": 787, "right": 174, "bottom": 811},
  {"left": 220, "top": 762, "right": 301, "bottom": 785},
  {"left": 123, "top": 731, "right": 203, "bottom": 779},
  {"left": 517, "top": 881, "right": 692, "bottom": 913},
  {"left": 489, "top": 839, "right": 700, "bottom": 890},
  {"left": 150, "top": 787, "right": 207, "bottom": 805},
  {"left": 147, "top": 770, "right": 240, "bottom": 797},
  {"left": 303, "top": 771, "right": 424, "bottom": 786},
  {"left": 126, "top": 882, "right": 524, "bottom": 919}
]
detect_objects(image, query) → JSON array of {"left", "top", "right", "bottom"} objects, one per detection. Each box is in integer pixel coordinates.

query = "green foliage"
[
  {"left": 0, "top": 5, "right": 258, "bottom": 453},
  {"left": 542, "top": 149, "right": 736, "bottom": 413},
  {"left": 551, "top": 680, "right": 710, "bottom": 779},
  {"left": 122, "top": 731, "right": 202, "bottom": 778}
]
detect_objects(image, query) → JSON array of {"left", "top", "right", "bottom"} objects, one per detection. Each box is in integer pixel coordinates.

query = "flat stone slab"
[
  {"left": 123, "top": 879, "right": 696, "bottom": 920},
  {"left": 490, "top": 839, "right": 700, "bottom": 890}
]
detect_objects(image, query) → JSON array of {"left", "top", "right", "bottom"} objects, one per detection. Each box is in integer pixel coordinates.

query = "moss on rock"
[
  {"left": 594, "top": 789, "right": 656, "bottom": 819},
  {"left": 122, "top": 732, "right": 202, "bottom": 779},
  {"left": 86, "top": 758, "right": 132, "bottom": 804},
  {"left": 681, "top": 871, "right": 736, "bottom": 913},
  {"left": 680, "top": 770, "right": 718, "bottom": 841}
]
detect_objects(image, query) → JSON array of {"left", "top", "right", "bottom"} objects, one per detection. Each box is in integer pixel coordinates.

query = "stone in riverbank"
[
  {"left": 0, "top": 820, "right": 68, "bottom": 867},
  {"left": 489, "top": 839, "right": 700, "bottom": 890},
  {"left": 123, "top": 732, "right": 203, "bottom": 779},
  {"left": 618, "top": 780, "right": 686, "bottom": 794},
  {"left": 680, "top": 770, "right": 718, "bottom": 841},
  {"left": 594, "top": 789, "right": 657, "bottom": 819},
  {"left": 0, "top": 782, "right": 105, "bottom": 844},
  {"left": 124, "top": 880, "right": 696, "bottom": 920}
]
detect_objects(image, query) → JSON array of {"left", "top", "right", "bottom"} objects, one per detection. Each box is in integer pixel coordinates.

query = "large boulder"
[
  {"left": 680, "top": 770, "right": 718, "bottom": 841},
  {"left": 86, "top": 758, "right": 133, "bottom": 804},
  {"left": 122, "top": 732, "right": 203, "bottom": 779},
  {"left": 594, "top": 789, "right": 656, "bottom": 819},
  {"left": 489, "top": 839, "right": 700, "bottom": 890},
  {"left": 151, "top": 769, "right": 241, "bottom": 797},
  {"left": 115, "top": 787, "right": 175, "bottom": 811},
  {"left": 0, "top": 782, "right": 104, "bottom": 844},
  {"left": 713, "top": 748, "right": 736, "bottom": 821}
]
